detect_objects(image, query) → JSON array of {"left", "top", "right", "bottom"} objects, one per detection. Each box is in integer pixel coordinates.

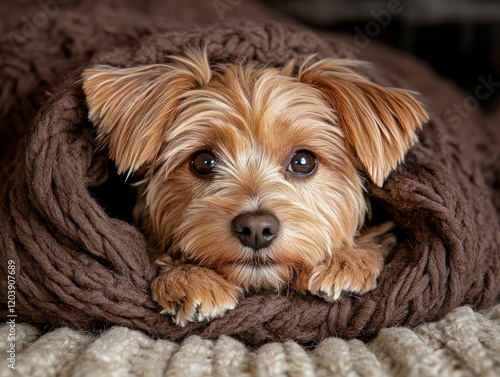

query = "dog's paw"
[
  {"left": 151, "top": 265, "right": 241, "bottom": 326},
  {"left": 294, "top": 247, "right": 384, "bottom": 302}
]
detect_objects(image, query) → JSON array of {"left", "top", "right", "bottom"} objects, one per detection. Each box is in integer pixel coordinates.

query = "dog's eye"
[
  {"left": 191, "top": 151, "right": 216, "bottom": 177},
  {"left": 288, "top": 150, "right": 317, "bottom": 176}
]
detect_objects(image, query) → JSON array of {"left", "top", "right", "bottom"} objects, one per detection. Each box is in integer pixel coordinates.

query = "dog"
[{"left": 82, "top": 49, "right": 428, "bottom": 326}]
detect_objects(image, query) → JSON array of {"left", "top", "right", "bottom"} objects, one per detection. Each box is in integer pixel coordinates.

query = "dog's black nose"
[{"left": 232, "top": 212, "right": 280, "bottom": 250}]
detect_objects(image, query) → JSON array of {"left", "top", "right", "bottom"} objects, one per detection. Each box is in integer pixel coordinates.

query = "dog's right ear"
[{"left": 82, "top": 50, "right": 211, "bottom": 175}]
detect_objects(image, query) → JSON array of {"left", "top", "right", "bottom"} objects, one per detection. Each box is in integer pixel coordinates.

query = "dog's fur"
[{"left": 82, "top": 50, "right": 428, "bottom": 326}]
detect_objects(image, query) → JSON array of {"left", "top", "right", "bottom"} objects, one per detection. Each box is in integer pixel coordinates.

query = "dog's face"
[{"left": 83, "top": 51, "right": 428, "bottom": 291}]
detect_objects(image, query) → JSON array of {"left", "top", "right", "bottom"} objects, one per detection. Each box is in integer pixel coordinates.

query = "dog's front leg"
[
  {"left": 294, "top": 222, "right": 396, "bottom": 302},
  {"left": 152, "top": 255, "right": 242, "bottom": 326}
]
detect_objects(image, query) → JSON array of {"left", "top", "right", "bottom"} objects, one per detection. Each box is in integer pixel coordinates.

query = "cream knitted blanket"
[{"left": 1, "top": 304, "right": 499, "bottom": 377}]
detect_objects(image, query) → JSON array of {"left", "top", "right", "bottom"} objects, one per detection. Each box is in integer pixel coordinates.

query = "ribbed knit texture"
[{"left": 1, "top": 305, "right": 499, "bottom": 377}]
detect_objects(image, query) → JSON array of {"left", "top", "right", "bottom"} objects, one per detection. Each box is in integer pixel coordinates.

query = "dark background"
[{"left": 258, "top": 0, "right": 500, "bottom": 112}]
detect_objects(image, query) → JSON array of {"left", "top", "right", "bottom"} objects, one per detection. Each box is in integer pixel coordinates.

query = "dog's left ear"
[{"left": 298, "top": 59, "right": 429, "bottom": 186}]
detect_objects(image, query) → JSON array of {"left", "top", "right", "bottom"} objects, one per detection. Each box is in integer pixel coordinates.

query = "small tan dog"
[{"left": 82, "top": 50, "right": 428, "bottom": 326}]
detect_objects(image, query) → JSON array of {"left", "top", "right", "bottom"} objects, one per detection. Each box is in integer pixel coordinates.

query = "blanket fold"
[{"left": 1, "top": 0, "right": 499, "bottom": 346}]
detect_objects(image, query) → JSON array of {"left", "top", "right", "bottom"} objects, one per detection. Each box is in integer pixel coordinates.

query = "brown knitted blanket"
[{"left": 1, "top": 0, "right": 500, "bottom": 346}]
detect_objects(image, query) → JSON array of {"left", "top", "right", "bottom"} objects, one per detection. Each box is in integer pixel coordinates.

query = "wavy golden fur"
[{"left": 83, "top": 50, "right": 428, "bottom": 325}]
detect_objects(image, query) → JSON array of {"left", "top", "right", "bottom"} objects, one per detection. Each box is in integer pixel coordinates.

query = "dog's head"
[{"left": 83, "top": 50, "right": 428, "bottom": 290}]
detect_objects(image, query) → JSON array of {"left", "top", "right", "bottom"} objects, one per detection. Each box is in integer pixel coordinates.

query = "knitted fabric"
[
  {"left": 1, "top": 304, "right": 499, "bottom": 376},
  {"left": 1, "top": 0, "right": 500, "bottom": 345}
]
